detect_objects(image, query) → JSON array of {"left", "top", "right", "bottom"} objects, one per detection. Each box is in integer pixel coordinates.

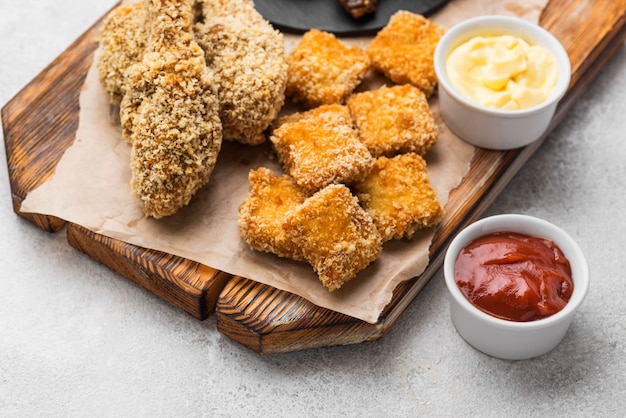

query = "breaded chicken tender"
[
  {"left": 194, "top": 0, "right": 287, "bottom": 145},
  {"left": 283, "top": 184, "right": 382, "bottom": 292},
  {"left": 120, "top": 0, "right": 222, "bottom": 218},
  {"left": 238, "top": 167, "right": 310, "bottom": 260},
  {"left": 98, "top": 2, "right": 147, "bottom": 106},
  {"left": 99, "top": 0, "right": 287, "bottom": 146},
  {"left": 354, "top": 153, "right": 444, "bottom": 241},
  {"left": 286, "top": 29, "right": 370, "bottom": 108},
  {"left": 366, "top": 11, "right": 444, "bottom": 97},
  {"left": 347, "top": 84, "right": 438, "bottom": 158},
  {"left": 270, "top": 104, "right": 373, "bottom": 191}
]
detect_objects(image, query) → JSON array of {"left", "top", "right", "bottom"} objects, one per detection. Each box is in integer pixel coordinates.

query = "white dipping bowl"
[
  {"left": 443, "top": 214, "right": 589, "bottom": 360},
  {"left": 434, "top": 16, "right": 571, "bottom": 150}
]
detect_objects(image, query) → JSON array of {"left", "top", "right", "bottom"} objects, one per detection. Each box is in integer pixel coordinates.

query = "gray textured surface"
[{"left": 1, "top": 1, "right": 625, "bottom": 416}]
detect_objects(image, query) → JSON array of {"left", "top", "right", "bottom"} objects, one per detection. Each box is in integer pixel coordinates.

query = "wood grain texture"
[
  {"left": 2, "top": 0, "right": 625, "bottom": 353},
  {"left": 1, "top": 15, "right": 108, "bottom": 232},
  {"left": 217, "top": 276, "right": 383, "bottom": 353},
  {"left": 66, "top": 223, "right": 231, "bottom": 320},
  {"left": 215, "top": 0, "right": 626, "bottom": 353}
]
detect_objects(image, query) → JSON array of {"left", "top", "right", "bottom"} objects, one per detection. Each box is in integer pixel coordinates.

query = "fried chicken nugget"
[
  {"left": 286, "top": 29, "right": 370, "bottom": 108},
  {"left": 98, "top": 2, "right": 147, "bottom": 107},
  {"left": 238, "top": 167, "right": 311, "bottom": 260},
  {"left": 120, "top": 0, "right": 222, "bottom": 218},
  {"left": 270, "top": 104, "right": 373, "bottom": 191},
  {"left": 366, "top": 11, "right": 444, "bottom": 97},
  {"left": 347, "top": 84, "right": 438, "bottom": 158},
  {"left": 354, "top": 153, "right": 444, "bottom": 242},
  {"left": 194, "top": 0, "right": 288, "bottom": 145},
  {"left": 283, "top": 184, "right": 383, "bottom": 292}
]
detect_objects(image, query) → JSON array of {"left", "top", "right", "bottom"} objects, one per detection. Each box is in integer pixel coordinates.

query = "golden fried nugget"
[
  {"left": 354, "top": 153, "right": 444, "bottom": 241},
  {"left": 283, "top": 184, "right": 382, "bottom": 292},
  {"left": 194, "top": 0, "right": 287, "bottom": 145},
  {"left": 238, "top": 167, "right": 310, "bottom": 260},
  {"left": 366, "top": 11, "right": 444, "bottom": 97},
  {"left": 98, "top": 2, "right": 147, "bottom": 107},
  {"left": 286, "top": 29, "right": 370, "bottom": 108},
  {"left": 270, "top": 104, "right": 373, "bottom": 191},
  {"left": 120, "top": 0, "right": 222, "bottom": 218},
  {"left": 347, "top": 84, "right": 438, "bottom": 158}
]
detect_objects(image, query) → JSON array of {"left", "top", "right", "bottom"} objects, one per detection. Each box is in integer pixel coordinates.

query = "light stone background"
[{"left": 1, "top": 1, "right": 625, "bottom": 416}]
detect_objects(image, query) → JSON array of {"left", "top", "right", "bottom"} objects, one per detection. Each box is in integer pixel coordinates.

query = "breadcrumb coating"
[
  {"left": 194, "top": 0, "right": 287, "bottom": 145},
  {"left": 98, "top": 2, "right": 147, "bottom": 107},
  {"left": 99, "top": 0, "right": 287, "bottom": 147},
  {"left": 347, "top": 84, "right": 438, "bottom": 158},
  {"left": 120, "top": 0, "right": 222, "bottom": 218},
  {"left": 238, "top": 167, "right": 310, "bottom": 260},
  {"left": 354, "top": 153, "right": 444, "bottom": 241},
  {"left": 283, "top": 184, "right": 383, "bottom": 292},
  {"left": 366, "top": 11, "right": 444, "bottom": 97},
  {"left": 270, "top": 104, "right": 374, "bottom": 191},
  {"left": 286, "top": 29, "right": 370, "bottom": 108}
]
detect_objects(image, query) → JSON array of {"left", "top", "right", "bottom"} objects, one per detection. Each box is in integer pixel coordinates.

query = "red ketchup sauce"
[{"left": 454, "top": 232, "right": 574, "bottom": 322}]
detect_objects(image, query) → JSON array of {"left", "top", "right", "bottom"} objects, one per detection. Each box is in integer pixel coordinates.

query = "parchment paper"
[{"left": 21, "top": 0, "right": 548, "bottom": 324}]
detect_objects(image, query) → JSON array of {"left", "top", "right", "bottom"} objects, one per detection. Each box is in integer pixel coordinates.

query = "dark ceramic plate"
[{"left": 254, "top": 0, "right": 450, "bottom": 36}]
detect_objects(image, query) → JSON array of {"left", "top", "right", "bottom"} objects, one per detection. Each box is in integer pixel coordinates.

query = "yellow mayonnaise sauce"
[{"left": 445, "top": 35, "right": 558, "bottom": 110}]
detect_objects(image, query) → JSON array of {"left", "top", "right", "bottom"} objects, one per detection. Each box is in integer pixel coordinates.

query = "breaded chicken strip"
[
  {"left": 98, "top": 2, "right": 147, "bottom": 107},
  {"left": 283, "top": 184, "right": 382, "bottom": 292},
  {"left": 354, "top": 153, "right": 444, "bottom": 241},
  {"left": 99, "top": 0, "right": 286, "bottom": 146},
  {"left": 347, "top": 84, "right": 438, "bottom": 157},
  {"left": 194, "top": 0, "right": 287, "bottom": 145},
  {"left": 270, "top": 104, "right": 373, "bottom": 191},
  {"left": 366, "top": 11, "right": 444, "bottom": 97},
  {"left": 238, "top": 167, "right": 310, "bottom": 260},
  {"left": 120, "top": 0, "right": 222, "bottom": 218}
]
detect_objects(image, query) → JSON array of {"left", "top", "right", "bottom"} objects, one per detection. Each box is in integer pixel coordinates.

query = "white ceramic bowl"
[
  {"left": 434, "top": 16, "right": 571, "bottom": 150},
  {"left": 443, "top": 214, "right": 589, "bottom": 360}
]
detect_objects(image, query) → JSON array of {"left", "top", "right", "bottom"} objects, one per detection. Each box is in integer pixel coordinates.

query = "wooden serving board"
[{"left": 3, "top": 0, "right": 626, "bottom": 353}]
